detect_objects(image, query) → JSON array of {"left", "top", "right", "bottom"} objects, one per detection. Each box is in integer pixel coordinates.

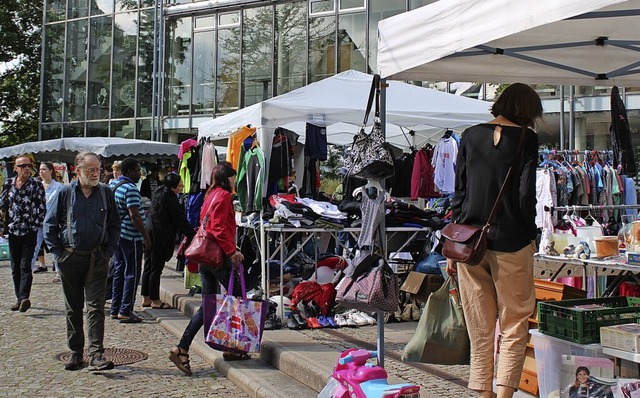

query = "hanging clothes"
[
  {"left": 267, "top": 128, "right": 293, "bottom": 196},
  {"left": 304, "top": 123, "right": 328, "bottom": 161},
  {"left": 431, "top": 134, "right": 458, "bottom": 194},
  {"left": 610, "top": 86, "right": 637, "bottom": 177},
  {"left": 227, "top": 125, "right": 257, "bottom": 172},
  {"left": 237, "top": 145, "right": 265, "bottom": 213},
  {"left": 410, "top": 147, "right": 440, "bottom": 199}
]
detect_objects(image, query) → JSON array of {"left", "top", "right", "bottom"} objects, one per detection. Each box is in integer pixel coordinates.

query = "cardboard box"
[
  {"left": 400, "top": 272, "right": 444, "bottom": 301},
  {"left": 600, "top": 323, "right": 640, "bottom": 353}
]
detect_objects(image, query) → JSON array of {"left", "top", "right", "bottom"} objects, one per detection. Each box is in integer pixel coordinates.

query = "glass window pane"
[
  {"left": 64, "top": 20, "right": 89, "bottom": 122},
  {"left": 137, "top": 119, "right": 151, "bottom": 140},
  {"left": 368, "top": 0, "right": 405, "bottom": 74},
  {"left": 86, "top": 121, "right": 109, "bottom": 137},
  {"left": 41, "top": 124, "right": 62, "bottom": 140},
  {"left": 91, "top": 0, "right": 114, "bottom": 15},
  {"left": 216, "top": 26, "right": 240, "bottom": 113},
  {"left": 43, "top": 23, "right": 65, "bottom": 123},
  {"left": 409, "top": 0, "right": 438, "bottom": 10},
  {"left": 275, "top": 2, "right": 307, "bottom": 95},
  {"left": 339, "top": 0, "right": 364, "bottom": 11},
  {"left": 337, "top": 12, "right": 366, "bottom": 73},
  {"left": 311, "top": 0, "right": 334, "bottom": 14},
  {"left": 138, "top": 9, "right": 155, "bottom": 117},
  {"left": 309, "top": 16, "right": 336, "bottom": 83},
  {"left": 242, "top": 6, "right": 273, "bottom": 107},
  {"left": 111, "top": 120, "right": 134, "bottom": 138},
  {"left": 166, "top": 17, "right": 192, "bottom": 117},
  {"left": 195, "top": 16, "right": 215, "bottom": 29},
  {"left": 68, "top": 0, "right": 89, "bottom": 19},
  {"left": 192, "top": 31, "right": 215, "bottom": 115},
  {"left": 46, "top": 0, "right": 66, "bottom": 22},
  {"left": 115, "top": 0, "right": 139, "bottom": 13},
  {"left": 87, "top": 16, "right": 112, "bottom": 121},
  {"left": 113, "top": 12, "right": 138, "bottom": 119},
  {"left": 140, "top": 0, "right": 154, "bottom": 7},
  {"left": 219, "top": 12, "right": 239, "bottom": 27},
  {"left": 64, "top": 123, "right": 85, "bottom": 137}
]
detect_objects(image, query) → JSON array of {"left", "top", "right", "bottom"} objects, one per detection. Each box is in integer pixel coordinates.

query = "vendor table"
[{"left": 534, "top": 253, "right": 640, "bottom": 297}]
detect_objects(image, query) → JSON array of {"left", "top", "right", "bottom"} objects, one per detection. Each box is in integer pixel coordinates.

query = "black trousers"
[
  {"left": 141, "top": 249, "right": 165, "bottom": 301},
  {"left": 8, "top": 231, "right": 37, "bottom": 302}
]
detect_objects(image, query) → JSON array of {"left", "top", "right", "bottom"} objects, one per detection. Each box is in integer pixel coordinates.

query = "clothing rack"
[{"left": 545, "top": 204, "right": 640, "bottom": 212}]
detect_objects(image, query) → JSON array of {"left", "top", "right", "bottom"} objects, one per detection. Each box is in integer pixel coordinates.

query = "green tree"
[{"left": 0, "top": 0, "right": 42, "bottom": 146}]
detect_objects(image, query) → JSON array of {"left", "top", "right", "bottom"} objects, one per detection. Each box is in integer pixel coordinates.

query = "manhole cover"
[{"left": 55, "top": 347, "right": 148, "bottom": 366}]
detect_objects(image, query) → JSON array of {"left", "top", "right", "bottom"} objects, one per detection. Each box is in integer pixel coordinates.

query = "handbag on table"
[
  {"left": 203, "top": 263, "right": 268, "bottom": 354},
  {"left": 335, "top": 254, "right": 399, "bottom": 313},
  {"left": 343, "top": 74, "right": 395, "bottom": 181},
  {"left": 184, "top": 192, "right": 224, "bottom": 268},
  {"left": 401, "top": 277, "right": 470, "bottom": 365},
  {"left": 441, "top": 126, "right": 526, "bottom": 265}
]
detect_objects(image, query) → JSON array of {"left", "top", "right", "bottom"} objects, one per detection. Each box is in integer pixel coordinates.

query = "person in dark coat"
[{"left": 141, "top": 174, "right": 195, "bottom": 308}]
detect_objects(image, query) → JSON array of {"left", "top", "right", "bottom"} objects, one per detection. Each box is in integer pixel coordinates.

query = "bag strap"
[
  {"left": 227, "top": 262, "right": 247, "bottom": 300},
  {"left": 362, "top": 74, "right": 381, "bottom": 126},
  {"left": 483, "top": 126, "right": 527, "bottom": 230}
]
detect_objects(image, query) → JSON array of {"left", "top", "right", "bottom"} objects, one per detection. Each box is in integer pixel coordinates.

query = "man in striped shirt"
[{"left": 109, "top": 158, "right": 151, "bottom": 324}]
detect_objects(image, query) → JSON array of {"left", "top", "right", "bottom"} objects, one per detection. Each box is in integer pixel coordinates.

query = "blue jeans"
[
  {"left": 110, "top": 238, "right": 143, "bottom": 317},
  {"left": 178, "top": 265, "right": 221, "bottom": 351}
]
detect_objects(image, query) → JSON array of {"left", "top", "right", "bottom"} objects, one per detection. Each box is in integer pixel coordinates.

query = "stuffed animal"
[
  {"left": 563, "top": 241, "right": 591, "bottom": 259},
  {"left": 544, "top": 241, "right": 560, "bottom": 256},
  {"left": 563, "top": 244, "right": 576, "bottom": 257}
]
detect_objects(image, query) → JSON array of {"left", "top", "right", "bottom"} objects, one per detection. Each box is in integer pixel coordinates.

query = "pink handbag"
[{"left": 335, "top": 255, "right": 399, "bottom": 313}]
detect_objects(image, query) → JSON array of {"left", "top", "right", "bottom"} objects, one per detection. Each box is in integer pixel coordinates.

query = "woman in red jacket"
[{"left": 169, "top": 161, "right": 244, "bottom": 375}]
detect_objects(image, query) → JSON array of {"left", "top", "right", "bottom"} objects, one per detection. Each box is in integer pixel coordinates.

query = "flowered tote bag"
[{"left": 204, "top": 263, "right": 267, "bottom": 354}]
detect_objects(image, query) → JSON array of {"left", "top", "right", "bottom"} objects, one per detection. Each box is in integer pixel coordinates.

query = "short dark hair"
[
  {"left": 210, "top": 161, "right": 236, "bottom": 192},
  {"left": 163, "top": 173, "right": 181, "bottom": 189},
  {"left": 491, "top": 83, "right": 543, "bottom": 128},
  {"left": 41, "top": 162, "right": 55, "bottom": 172},
  {"left": 120, "top": 157, "right": 139, "bottom": 175}
]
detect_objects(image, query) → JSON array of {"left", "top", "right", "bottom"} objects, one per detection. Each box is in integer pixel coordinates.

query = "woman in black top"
[
  {"left": 141, "top": 174, "right": 195, "bottom": 309},
  {"left": 446, "top": 83, "right": 542, "bottom": 398}
]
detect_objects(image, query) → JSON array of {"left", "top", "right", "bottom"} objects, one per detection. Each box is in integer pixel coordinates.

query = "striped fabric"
[{"left": 112, "top": 179, "right": 144, "bottom": 242}]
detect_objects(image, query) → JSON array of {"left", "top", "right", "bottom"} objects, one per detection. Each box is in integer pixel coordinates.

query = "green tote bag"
[{"left": 401, "top": 277, "right": 470, "bottom": 365}]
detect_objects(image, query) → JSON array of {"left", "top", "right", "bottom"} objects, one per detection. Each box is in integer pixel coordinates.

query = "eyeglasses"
[
  {"left": 16, "top": 164, "right": 32, "bottom": 169},
  {"left": 81, "top": 167, "right": 100, "bottom": 175}
]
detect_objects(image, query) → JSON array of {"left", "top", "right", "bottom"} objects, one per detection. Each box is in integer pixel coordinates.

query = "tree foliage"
[{"left": 0, "top": 0, "right": 42, "bottom": 146}]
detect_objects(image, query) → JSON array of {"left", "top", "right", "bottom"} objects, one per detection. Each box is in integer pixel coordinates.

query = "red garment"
[
  {"left": 290, "top": 281, "right": 336, "bottom": 315},
  {"left": 201, "top": 186, "right": 237, "bottom": 255},
  {"left": 410, "top": 148, "right": 440, "bottom": 199}
]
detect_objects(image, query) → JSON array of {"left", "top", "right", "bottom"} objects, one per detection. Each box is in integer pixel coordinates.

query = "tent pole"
[
  {"left": 378, "top": 76, "right": 387, "bottom": 368},
  {"left": 569, "top": 85, "right": 575, "bottom": 149},
  {"left": 559, "top": 85, "right": 565, "bottom": 150}
]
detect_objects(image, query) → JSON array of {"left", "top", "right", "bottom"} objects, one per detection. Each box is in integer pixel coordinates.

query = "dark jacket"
[
  {"left": 451, "top": 124, "right": 538, "bottom": 252},
  {"left": 146, "top": 186, "right": 195, "bottom": 262}
]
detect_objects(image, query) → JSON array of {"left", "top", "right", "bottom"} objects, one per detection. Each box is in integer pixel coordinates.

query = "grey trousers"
[{"left": 57, "top": 250, "right": 109, "bottom": 356}]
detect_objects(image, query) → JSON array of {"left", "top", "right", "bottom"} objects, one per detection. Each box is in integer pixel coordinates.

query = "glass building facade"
[{"left": 40, "top": 0, "right": 640, "bottom": 148}]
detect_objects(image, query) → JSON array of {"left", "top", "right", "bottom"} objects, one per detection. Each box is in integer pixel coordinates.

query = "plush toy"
[
  {"left": 563, "top": 241, "right": 591, "bottom": 259},
  {"left": 563, "top": 244, "right": 576, "bottom": 257},
  {"left": 544, "top": 241, "right": 560, "bottom": 256}
]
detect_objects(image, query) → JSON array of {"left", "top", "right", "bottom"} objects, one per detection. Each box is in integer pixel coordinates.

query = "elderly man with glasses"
[
  {"left": 44, "top": 152, "right": 121, "bottom": 371},
  {"left": 0, "top": 155, "right": 46, "bottom": 313}
]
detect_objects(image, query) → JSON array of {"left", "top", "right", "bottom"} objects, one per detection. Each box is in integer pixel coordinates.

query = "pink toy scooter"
[{"left": 318, "top": 348, "right": 420, "bottom": 398}]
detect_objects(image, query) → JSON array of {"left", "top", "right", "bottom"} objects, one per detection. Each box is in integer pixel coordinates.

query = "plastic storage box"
[
  {"left": 530, "top": 329, "right": 606, "bottom": 398},
  {"left": 0, "top": 243, "right": 9, "bottom": 261},
  {"left": 537, "top": 296, "right": 640, "bottom": 344}
]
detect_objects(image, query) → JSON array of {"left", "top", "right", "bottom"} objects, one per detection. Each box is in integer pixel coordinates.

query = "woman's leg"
[
  {"left": 492, "top": 242, "right": 536, "bottom": 394},
  {"left": 176, "top": 265, "right": 219, "bottom": 351}
]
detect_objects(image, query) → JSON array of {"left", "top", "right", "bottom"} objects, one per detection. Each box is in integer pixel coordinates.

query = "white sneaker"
[
  {"left": 334, "top": 314, "right": 348, "bottom": 327},
  {"left": 348, "top": 312, "right": 368, "bottom": 327},
  {"left": 358, "top": 312, "right": 377, "bottom": 326}
]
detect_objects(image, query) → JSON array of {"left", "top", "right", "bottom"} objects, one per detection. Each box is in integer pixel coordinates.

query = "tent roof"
[
  {"left": 198, "top": 70, "right": 492, "bottom": 149},
  {"left": 0, "top": 137, "right": 179, "bottom": 164},
  {"left": 377, "top": 0, "right": 640, "bottom": 85}
]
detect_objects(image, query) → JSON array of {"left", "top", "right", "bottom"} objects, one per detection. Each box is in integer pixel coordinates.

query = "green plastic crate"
[{"left": 537, "top": 296, "right": 640, "bottom": 344}]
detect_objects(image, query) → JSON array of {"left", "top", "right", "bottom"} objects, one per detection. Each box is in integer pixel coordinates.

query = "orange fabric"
[{"left": 226, "top": 125, "right": 257, "bottom": 172}]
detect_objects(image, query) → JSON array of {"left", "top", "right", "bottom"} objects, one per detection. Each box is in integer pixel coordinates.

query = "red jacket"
[{"left": 201, "top": 186, "right": 237, "bottom": 255}]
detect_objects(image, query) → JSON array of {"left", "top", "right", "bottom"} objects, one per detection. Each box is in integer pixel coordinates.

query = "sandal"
[
  {"left": 169, "top": 348, "right": 193, "bottom": 376},
  {"left": 222, "top": 352, "right": 251, "bottom": 361},
  {"left": 151, "top": 302, "right": 172, "bottom": 309}
]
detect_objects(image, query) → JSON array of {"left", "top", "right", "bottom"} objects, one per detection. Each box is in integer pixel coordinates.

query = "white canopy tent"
[
  {"left": 198, "top": 69, "right": 492, "bottom": 156},
  {"left": 0, "top": 137, "right": 179, "bottom": 164},
  {"left": 377, "top": 0, "right": 640, "bottom": 86}
]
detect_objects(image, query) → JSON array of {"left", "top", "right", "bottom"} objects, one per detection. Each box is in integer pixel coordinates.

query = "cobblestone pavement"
[{"left": 0, "top": 261, "right": 247, "bottom": 398}]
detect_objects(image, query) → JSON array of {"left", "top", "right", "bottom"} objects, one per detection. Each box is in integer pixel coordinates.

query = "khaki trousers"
[{"left": 458, "top": 241, "right": 536, "bottom": 391}]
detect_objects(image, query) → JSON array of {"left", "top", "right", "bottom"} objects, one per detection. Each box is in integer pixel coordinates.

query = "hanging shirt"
[
  {"left": 432, "top": 136, "right": 458, "bottom": 194},
  {"left": 304, "top": 123, "right": 328, "bottom": 160}
]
